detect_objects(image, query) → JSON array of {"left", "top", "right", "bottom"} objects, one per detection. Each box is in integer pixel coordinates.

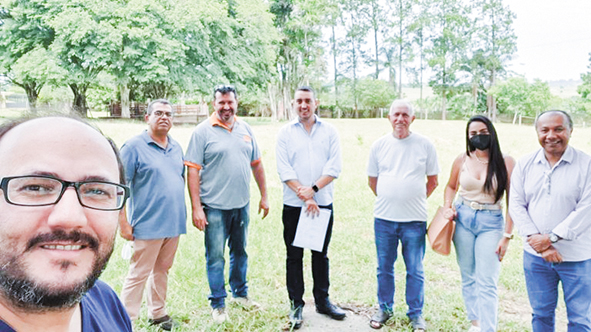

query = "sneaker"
[
  {"left": 232, "top": 296, "right": 261, "bottom": 309},
  {"left": 148, "top": 315, "right": 175, "bottom": 331},
  {"left": 468, "top": 326, "right": 481, "bottom": 332},
  {"left": 212, "top": 307, "right": 228, "bottom": 324},
  {"left": 410, "top": 315, "right": 427, "bottom": 331}
]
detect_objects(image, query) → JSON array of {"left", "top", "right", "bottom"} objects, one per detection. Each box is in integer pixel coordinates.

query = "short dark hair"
[
  {"left": 213, "top": 84, "right": 237, "bottom": 100},
  {"left": 535, "top": 110, "right": 573, "bottom": 131},
  {"left": 0, "top": 116, "right": 125, "bottom": 185},
  {"left": 295, "top": 86, "right": 316, "bottom": 99},
  {"left": 465, "top": 115, "right": 507, "bottom": 203},
  {"left": 146, "top": 99, "right": 172, "bottom": 115}
]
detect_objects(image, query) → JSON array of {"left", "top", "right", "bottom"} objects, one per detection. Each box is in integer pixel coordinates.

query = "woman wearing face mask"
[{"left": 442, "top": 115, "right": 515, "bottom": 332}]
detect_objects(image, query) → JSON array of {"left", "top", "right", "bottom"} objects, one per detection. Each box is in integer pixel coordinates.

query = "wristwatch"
[
  {"left": 312, "top": 184, "right": 319, "bottom": 193},
  {"left": 503, "top": 232, "right": 513, "bottom": 240},
  {"left": 549, "top": 233, "right": 560, "bottom": 243}
]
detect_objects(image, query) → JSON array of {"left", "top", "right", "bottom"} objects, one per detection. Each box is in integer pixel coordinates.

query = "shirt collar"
[
  {"left": 209, "top": 113, "right": 238, "bottom": 132},
  {"left": 141, "top": 130, "right": 171, "bottom": 150},
  {"left": 534, "top": 145, "right": 574, "bottom": 166},
  {"left": 290, "top": 114, "right": 321, "bottom": 127}
]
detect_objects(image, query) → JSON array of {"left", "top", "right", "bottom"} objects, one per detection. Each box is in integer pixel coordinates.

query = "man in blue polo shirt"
[
  {"left": 119, "top": 99, "right": 186, "bottom": 331},
  {"left": 185, "top": 85, "right": 269, "bottom": 324}
]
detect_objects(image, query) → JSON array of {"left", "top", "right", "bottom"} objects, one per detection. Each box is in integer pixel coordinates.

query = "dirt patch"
[{"left": 281, "top": 303, "right": 377, "bottom": 332}]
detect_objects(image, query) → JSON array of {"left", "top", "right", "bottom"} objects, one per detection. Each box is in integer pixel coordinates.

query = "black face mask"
[{"left": 470, "top": 134, "right": 490, "bottom": 151}]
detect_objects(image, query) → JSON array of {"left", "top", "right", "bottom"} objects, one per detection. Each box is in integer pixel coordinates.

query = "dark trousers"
[{"left": 282, "top": 204, "right": 334, "bottom": 309}]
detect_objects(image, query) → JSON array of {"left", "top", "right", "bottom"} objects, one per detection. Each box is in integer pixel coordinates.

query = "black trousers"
[{"left": 282, "top": 204, "right": 334, "bottom": 308}]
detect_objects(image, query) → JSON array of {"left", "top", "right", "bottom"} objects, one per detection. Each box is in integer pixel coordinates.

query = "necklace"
[{"left": 475, "top": 154, "right": 489, "bottom": 165}]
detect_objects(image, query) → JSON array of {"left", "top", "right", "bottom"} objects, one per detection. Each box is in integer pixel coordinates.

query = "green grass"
[{"left": 13, "top": 115, "right": 587, "bottom": 331}]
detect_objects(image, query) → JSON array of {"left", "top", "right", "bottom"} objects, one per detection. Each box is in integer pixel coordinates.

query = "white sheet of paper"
[{"left": 292, "top": 208, "right": 331, "bottom": 252}]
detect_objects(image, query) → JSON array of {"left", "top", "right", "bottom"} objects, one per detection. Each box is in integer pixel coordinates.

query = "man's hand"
[
  {"left": 541, "top": 246, "right": 563, "bottom": 263},
  {"left": 305, "top": 198, "right": 320, "bottom": 217},
  {"left": 495, "top": 237, "right": 510, "bottom": 262},
  {"left": 118, "top": 209, "right": 134, "bottom": 241},
  {"left": 192, "top": 205, "right": 208, "bottom": 231},
  {"left": 259, "top": 196, "right": 269, "bottom": 219},
  {"left": 119, "top": 221, "right": 134, "bottom": 241},
  {"left": 297, "top": 186, "right": 315, "bottom": 201},
  {"left": 527, "top": 234, "right": 552, "bottom": 253}
]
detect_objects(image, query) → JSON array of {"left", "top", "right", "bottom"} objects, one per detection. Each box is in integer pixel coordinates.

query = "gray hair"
[
  {"left": 389, "top": 99, "right": 414, "bottom": 116},
  {"left": 535, "top": 110, "right": 573, "bottom": 131},
  {"left": 146, "top": 99, "right": 173, "bottom": 115}
]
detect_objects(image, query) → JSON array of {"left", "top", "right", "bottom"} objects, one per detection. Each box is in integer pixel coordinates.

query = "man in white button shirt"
[
  {"left": 276, "top": 86, "right": 344, "bottom": 330},
  {"left": 510, "top": 110, "right": 591, "bottom": 331}
]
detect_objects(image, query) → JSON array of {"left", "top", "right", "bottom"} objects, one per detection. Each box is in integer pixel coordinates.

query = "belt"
[{"left": 457, "top": 196, "right": 502, "bottom": 211}]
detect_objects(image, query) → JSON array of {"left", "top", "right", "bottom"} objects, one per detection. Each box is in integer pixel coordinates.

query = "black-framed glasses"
[{"left": 0, "top": 175, "right": 130, "bottom": 211}]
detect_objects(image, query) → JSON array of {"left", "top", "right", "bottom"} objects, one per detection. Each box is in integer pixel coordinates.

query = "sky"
[{"left": 505, "top": 0, "right": 591, "bottom": 82}]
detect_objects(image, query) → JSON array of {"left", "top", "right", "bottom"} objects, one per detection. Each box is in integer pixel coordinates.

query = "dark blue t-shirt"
[{"left": 0, "top": 280, "right": 132, "bottom": 331}]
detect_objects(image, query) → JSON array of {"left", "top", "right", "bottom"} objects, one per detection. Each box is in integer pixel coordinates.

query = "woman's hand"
[
  {"left": 495, "top": 237, "right": 510, "bottom": 261},
  {"left": 443, "top": 207, "right": 456, "bottom": 220}
]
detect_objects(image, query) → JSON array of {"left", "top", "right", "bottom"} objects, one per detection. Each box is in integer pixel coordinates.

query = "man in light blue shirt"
[
  {"left": 276, "top": 86, "right": 344, "bottom": 330},
  {"left": 510, "top": 110, "right": 591, "bottom": 331},
  {"left": 119, "top": 99, "right": 186, "bottom": 331}
]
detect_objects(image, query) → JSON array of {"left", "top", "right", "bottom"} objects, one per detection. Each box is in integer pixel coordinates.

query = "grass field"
[{"left": 11, "top": 114, "right": 591, "bottom": 331}]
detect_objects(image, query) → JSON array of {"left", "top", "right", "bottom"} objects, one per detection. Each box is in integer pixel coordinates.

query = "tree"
[
  {"left": 0, "top": 0, "right": 57, "bottom": 110},
  {"left": 383, "top": 0, "right": 415, "bottom": 98},
  {"left": 426, "top": 0, "right": 471, "bottom": 120},
  {"left": 270, "top": 0, "right": 325, "bottom": 120},
  {"left": 357, "top": 78, "right": 396, "bottom": 116},
  {"left": 491, "top": 77, "right": 554, "bottom": 119},
  {"left": 340, "top": 0, "right": 369, "bottom": 118},
  {"left": 578, "top": 53, "right": 591, "bottom": 100},
  {"left": 471, "top": 0, "right": 517, "bottom": 121}
]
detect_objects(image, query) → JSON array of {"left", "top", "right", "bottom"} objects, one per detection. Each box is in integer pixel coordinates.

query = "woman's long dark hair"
[{"left": 465, "top": 115, "right": 507, "bottom": 202}]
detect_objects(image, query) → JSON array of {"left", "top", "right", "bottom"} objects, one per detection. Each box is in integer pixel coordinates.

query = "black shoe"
[
  {"left": 148, "top": 315, "right": 175, "bottom": 331},
  {"left": 289, "top": 306, "right": 303, "bottom": 329},
  {"left": 316, "top": 303, "right": 346, "bottom": 320}
]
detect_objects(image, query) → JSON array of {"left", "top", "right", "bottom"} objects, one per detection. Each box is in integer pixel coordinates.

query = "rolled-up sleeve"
[
  {"left": 321, "top": 125, "right": 341, "bottom": 179},
  {"left": 276, "top": 126, "right": 298, "bottom": 182}
]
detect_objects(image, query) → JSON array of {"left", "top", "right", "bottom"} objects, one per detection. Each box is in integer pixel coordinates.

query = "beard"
[{"left": 0, "top": 230, "right": 114, "bottom": 312}]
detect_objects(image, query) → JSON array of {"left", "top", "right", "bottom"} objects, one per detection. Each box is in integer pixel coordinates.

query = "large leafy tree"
[{"left": 0, "top": 0, "right": 57, "bottom": 109}]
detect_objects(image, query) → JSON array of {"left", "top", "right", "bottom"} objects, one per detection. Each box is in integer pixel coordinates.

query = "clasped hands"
[
  {"left": 297, "top": 185, "right": 319, "bottom": 217},
  {"left": 528, "top": 234, "right": 563, "bottom": 263}
]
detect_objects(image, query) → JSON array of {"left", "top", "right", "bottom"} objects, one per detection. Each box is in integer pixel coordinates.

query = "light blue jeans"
[
  {"left": 524, "top": 252, "right": 591, "bottom": 332},
  {"left": 453, "top": 203, "right": 504, "bottom": 332},
  {"left": 203, "top": 204, "right": 250, "bottom": 309}
]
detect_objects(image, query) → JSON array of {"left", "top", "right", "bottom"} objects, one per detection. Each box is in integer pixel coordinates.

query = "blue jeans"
[
  {"left": 375, "top": 218, "right": 426, "bottom": 319},
  {"left": 203, "top": 204, "right": 250, "bottom": 309},
  {"left": 453, "top": 203, "right": 504, "bottom": 332},
  {"left": 524, "top": 252, "right": 591, "bottom": 332}
]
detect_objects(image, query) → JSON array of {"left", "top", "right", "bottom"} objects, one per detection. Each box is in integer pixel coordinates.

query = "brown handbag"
[{"left": 427, "top": 206, "right": 456, "bottom": 256}]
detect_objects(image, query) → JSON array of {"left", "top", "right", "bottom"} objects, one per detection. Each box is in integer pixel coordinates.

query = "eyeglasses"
[
  {"left": 0, "top": 176, "right": 130, "bottom": 211},
  {"left": 152, "top": 110, "right": 173, "bottom": 118}
]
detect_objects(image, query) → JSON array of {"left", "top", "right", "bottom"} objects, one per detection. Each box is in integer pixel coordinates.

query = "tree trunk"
[
  {"left": 120, "top": 84, "right": 130, "bottom": 118},
  {"left": 70, "top": 84, "right": 88, "bottom": 117},
  {"left": 332, "top": 25, "right": 340, "bottom": 119}
]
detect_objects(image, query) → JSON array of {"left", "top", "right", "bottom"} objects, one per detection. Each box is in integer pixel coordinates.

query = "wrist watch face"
[{"left": 550, "top": 233, "right": 558, "bottom": 243}]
